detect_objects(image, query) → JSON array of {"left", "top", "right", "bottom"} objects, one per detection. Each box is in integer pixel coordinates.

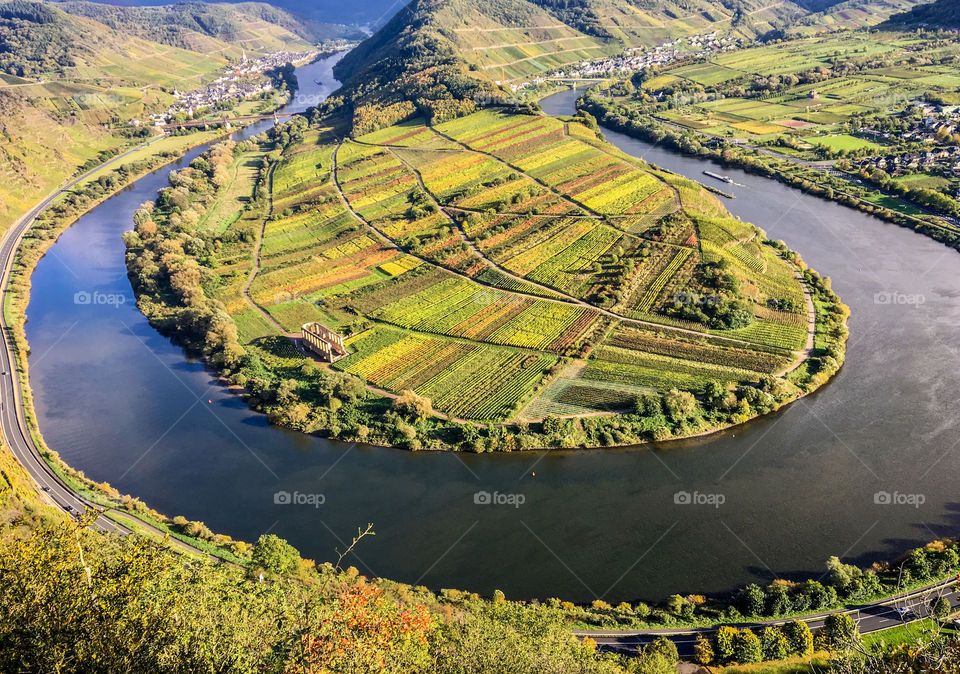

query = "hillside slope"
[
  {"left": 0, "top": 0, "right": 321, "bottom": 232},
  {"left": 331, "top": 0, "right": 931, "bottom": 134},
  {"left": 879, "top": 0, "right": 960, "bottom": 29},
  {"left": 0, "top": 0, "right": 324, "bottom": 77}
]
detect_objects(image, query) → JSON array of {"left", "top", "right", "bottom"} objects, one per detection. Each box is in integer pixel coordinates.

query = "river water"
[{"left": 23, "top": 67, "right": 960, "bottom": 604}]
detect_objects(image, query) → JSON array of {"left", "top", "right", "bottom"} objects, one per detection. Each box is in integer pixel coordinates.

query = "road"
[
  {"left": 159, "top": 112, "right": 296, "bottom": 129},
  {"left": 575, "top": 576, "right": 960, "bottom": 657},
  {"left": 0, "top": 136, "right": 212, "bottom": 554}
]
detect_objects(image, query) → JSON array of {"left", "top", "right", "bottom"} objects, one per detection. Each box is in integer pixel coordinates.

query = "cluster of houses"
[
  {"left": 899, "top": 109, "right": 960, "bottom": 143},
  {"left": 861, "top": 103, "right": 960, "bottom": 143},
  {"left": 855, "top": 146, "right": 960, "bottom": 178},
  {"left": 524, "top": 32, "right": 743, "bottom": 84},
  {"left": 147, "top": 50, "right": 316, "bottom": 126}
]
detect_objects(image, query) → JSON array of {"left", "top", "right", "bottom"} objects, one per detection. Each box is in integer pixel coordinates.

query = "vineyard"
[
  {"left": 334, "top": 326, "right": 556, "bottom": 420},
  {"left": 194, "top": 107, "right": 817, "bottom": 425}
]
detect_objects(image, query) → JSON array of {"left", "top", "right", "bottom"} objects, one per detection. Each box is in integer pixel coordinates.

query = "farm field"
[
  {"left": 163, "top": 107, "right": 817, "bottom": 427},
  {"left": 636, "top": 31, "right": 959, "bottom": 146}
]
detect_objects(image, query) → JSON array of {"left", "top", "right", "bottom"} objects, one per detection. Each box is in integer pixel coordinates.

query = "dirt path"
[
  {"left": 559, "top": 119, "right": 684, "bottom": 217},
  {"left": 778, "top": 268, "right": 817, "bottom": 376},
  {"left": 384, "top": 146, "right": 568, "bottom": 301},
  {"left": 426, "top": 126, "right": 603, "bottom": 220},
  {"left": 334, "top": 140, "right": 799, "bottom": 353},
  {"left": 240, "top": 161, "right": 294, "bottom": 337}
]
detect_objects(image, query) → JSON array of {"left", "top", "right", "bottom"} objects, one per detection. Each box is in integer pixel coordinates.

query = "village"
[
  {"left": 147, "top": 49, "right": 318, "bottom": 126},
  {"left": 534, "top": 32, "right": 745, "bottom": 83}
]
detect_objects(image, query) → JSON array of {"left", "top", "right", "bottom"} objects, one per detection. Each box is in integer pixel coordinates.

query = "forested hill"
[
  {"left": 53, "top": 1, "right": 359, "bottom": 46},
  {"left": 879, "top": 0, "right": 960, "bottom": 29},
  {"left": 0, "top": 0, "right": 349, "bottom": 77},
  {"left": 329, "top": 0, "right": 930, "bottom": 135}
]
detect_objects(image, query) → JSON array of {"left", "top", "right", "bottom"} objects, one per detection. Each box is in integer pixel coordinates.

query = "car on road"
[{"left": 41, "top": 486, "right": 50, "bottom": 492}]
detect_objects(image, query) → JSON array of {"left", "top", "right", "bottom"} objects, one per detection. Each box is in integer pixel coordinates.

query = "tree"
[
  {"left": 666, "top": 594, "right": 685, "bottom": 614},
  {"left": 715, "top": 625, "right": 737, "bottom": 662},
  {"left": 761, "top": 626, "right": 789, "bottom": 661},
  {"left": 741, "top": 583, "right": 766, "bottom": 616},
  {"left": 647, "top": 636, "right": 678, "bottom": 663},
  {"left": 823, "top": 613, "right": 859, "bottom": 651},
  {"left": 634, "top": 393, "right": 663, "bottom": 416},
  {"left": 732, "top": 628, "right": 762, "bottom": 664},
  {"left": 784, "top": 620, "right": 814, "bottom": 656},
  {"left": 636, "top": 637, "right": 678, "bottom": 674},
  {"left": 932, "top": 595, "right": 951, "bottom": 621},
  {"left": 251, "top": 534, "right": 300, "bottom": 576},
  {"left": 765, "top": 583, "right": 791, "bottom": 616},
  {"left": 826, "top": 555, "right": 862, "bottom": 591},
  {"left": 662, "top": 388, "right": 698, "bottom": 422},
  {"left": 693, "top": 634, "right": 714, "bottom": 665},
  {"left": 392, "top": 390, "right": 433, "bottom": 422},
  {"left": 800, "top": 580, "right": 836, "bottom": 610}
]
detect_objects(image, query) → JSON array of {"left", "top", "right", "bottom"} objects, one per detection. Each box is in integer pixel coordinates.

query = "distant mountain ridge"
[
  {"left": 53, "top": 1, "right": 341, "bottom": 43},
  {"left": 0, "top": 0, "right": 352, "bottom": 77},
  {"left": 50, "top": 0, "right": 409, "bottom": 26}
]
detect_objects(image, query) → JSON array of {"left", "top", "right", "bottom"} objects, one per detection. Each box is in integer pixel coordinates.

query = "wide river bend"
[{"left": 23, "top": 67, "right": 960, "bottom": 602}]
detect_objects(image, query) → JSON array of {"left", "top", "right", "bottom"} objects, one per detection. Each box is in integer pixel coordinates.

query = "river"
[{"left": 22, "top": 67, "right": 960, "bottom": 604}]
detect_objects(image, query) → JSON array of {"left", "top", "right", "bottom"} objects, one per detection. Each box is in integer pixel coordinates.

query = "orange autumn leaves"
[{"left": 292, "top": 584, "right": 434, "bottom": 673}]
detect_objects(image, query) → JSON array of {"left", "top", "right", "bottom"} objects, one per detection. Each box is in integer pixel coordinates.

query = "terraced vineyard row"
[{"left": 336, "top": 326, "right": 556, "bottom": 420}]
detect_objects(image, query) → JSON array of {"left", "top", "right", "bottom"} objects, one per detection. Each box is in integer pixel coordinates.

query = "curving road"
[
  {"left": 576, "top": 576, "right": 960, "bottom": 656},
  {"left": 0, "top": 139, "right": 171, "bottom": 533}
]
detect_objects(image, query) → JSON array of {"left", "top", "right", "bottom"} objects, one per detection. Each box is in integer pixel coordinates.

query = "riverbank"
[
  {"left": 1, "top": 127, "right": 256, "bottom": 562},
  {"left": 578, "top": 93, "right": 960, "bottom": 255}
]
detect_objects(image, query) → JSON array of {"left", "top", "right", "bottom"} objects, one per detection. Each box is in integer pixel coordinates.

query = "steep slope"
[
  {"left": 791, "top": 0, "right": 928, "bottom": 33},
  {"left": 54, "top": 1, "right": 361, "bottom": 48},
  {"left": 0, "top": 0, "right": 321, "bottom": 231},
  {"left": 0, "top": 0, "right": 321, "bottom": 77},
  {"left": 62, "top": 0, "right": 410, "bottom": 27},
  {"left": 331, "top": 0, "right": 930, "bottom": 134},
  {"left": 878, "top": 0, "right": 960, "bottom": 29}
]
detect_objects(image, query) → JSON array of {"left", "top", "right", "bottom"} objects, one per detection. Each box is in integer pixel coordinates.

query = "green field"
[
  {"left": 131, "top": 108, "right": 823, "bottom": 432},
  {"left": 810, "top": 134, "right": 882, "bottom": 152}
]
